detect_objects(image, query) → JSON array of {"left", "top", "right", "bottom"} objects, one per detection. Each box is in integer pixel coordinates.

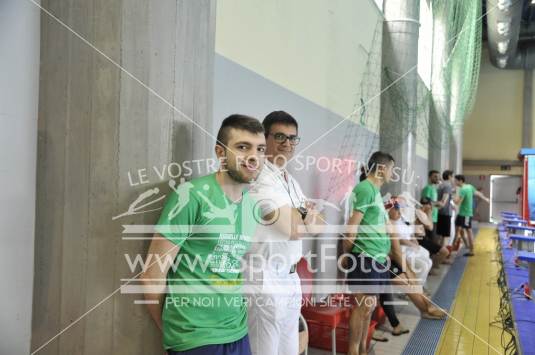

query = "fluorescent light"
[
  {"left": 497, "top": 21, "right": 511, "bottom": 36},
  {"left": 498, "top": 0, "right": 512, "bottom": 11},
  {"left": 497, "top": 57, "right": 508, "bottom": 68},
  {"left": 497, "top": 40, "right": 510, "bottom": 54}
]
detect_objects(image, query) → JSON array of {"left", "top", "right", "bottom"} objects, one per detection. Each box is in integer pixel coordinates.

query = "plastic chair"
[{"left": 296, "top": 257, "right": 380, "bottom": 354}]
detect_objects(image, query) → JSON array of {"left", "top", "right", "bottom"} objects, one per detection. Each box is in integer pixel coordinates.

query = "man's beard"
[{"left": 226, "top": 165, "right": 251, "bottom": 183}]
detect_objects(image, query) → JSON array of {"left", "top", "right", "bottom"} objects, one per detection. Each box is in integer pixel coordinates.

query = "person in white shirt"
[
  {"left": 244, "top": 111, "right": 319, "bottom": 355},
  {"left": 388, "top": 200, "right": 432, "bottom": 285}
]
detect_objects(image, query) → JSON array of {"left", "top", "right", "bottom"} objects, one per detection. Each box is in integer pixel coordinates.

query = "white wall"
[
  {"left": 0, "top": 0, "right": 40, "bottom": 354},
  {"left": 215, "top": 0, "right": 383, "bottom": 125},
  {"left": 214, "top": 0, "right": 384, "bottom": 290}
]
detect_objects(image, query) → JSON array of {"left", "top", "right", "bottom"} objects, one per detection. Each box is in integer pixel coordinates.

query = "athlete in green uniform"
[
  {"left": 343, "top": 151, "right": 395, "bottom": 355},
  {"left": 452, "top": 175, "right": 489, "bottom": 256},
  {"left": 141, "top": 115, "right": 266, "bottom": 354},
  {"left": 421, "top": 170, "right": 441, "bottom": 224}
]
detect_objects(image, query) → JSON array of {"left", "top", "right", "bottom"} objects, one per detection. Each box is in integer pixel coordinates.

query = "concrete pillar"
[
  {"left": 428, "top": 10, "right": 451, "bottom": 173},
  {"left": 428, "top": 104, "right": 451, "bottom": 171},
  {"left": 450, "top": 123, "right": 463, "bottom": 173},
  {"left": 31, "top": 1, "right": 216, "bottom": 354},
  {"left": 380, "top": 0, "right": 420, "bottom": 196},
  {"left": 0, "top": 1, "right": 40, "bottom": 354}
]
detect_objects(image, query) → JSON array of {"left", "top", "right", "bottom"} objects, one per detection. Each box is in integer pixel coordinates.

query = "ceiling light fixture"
[
  {"left": 497, "top": 40, "right": 510, "bottom": 54},
  {"left": 497, "top": 21, "right": 511, "bottom": 36},
  {"left": 498, "top": 0, "right": 512, "bottom": 11}
]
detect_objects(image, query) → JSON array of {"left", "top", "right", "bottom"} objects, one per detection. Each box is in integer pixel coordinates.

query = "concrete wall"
[
  {"left": 31, "top": 1, "right": 216, "bottom": 354},
  {"left": 0, "top": 1, "right": 40, "bottom": 354},
  {"left": 463, "top": 47, "right": 526, "bottom": 176},
  {"left": 215, "top": 0, "right": 383, "bottom": 127}
]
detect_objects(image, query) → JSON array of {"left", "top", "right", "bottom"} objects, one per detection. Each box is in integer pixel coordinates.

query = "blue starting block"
[
  {"left": 506, "top": 224, "right": 535, "bottom": 236},
  {"left": 502, "top": 211, "right": 520, "bottom": 217},
  {"left": 503, "top": 218, "right": 527, "bottom": 225},
  {"left": 510, "top": 235, "right": 535, "bottom": 252},
  {"left": 518, "top": 251, "right": 535, "bottom": 290}
]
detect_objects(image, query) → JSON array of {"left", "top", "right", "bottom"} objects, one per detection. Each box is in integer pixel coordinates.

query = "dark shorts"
[
  {"left": 455, "top": 215, "right": 472, "bottom": 229},
  {"left": 346, "top": 253, "right": 390, "bottom": 294},
  {"left": 167, "top": 335, "right": 251, "bottom": 355},
  {"left": 388, "top": 260, "right": 404, "bottom": 278},
  {"left": 436, "top": 214, "right": 451, "bottom": 237},
  {"left": 418, "top": 237, "right": 442, "bottom": 255}
]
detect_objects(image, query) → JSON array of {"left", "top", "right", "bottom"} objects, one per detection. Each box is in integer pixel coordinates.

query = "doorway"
[{"left": 490, "top": 175, "right": 522, "bottom": 223}]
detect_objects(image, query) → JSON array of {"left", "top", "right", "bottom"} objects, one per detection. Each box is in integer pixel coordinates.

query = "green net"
[
  {"left": 382, "top": 0, "right": 482, "bottom": 149},
  {"left": 325, "top": 0, "right": 482, "bottom": 199},
  {"left": 432, "top": 0, "right": 482, "bottom": 129}
]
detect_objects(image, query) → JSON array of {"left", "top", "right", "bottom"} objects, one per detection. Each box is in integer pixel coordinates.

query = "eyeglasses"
[{"left": 269, "top": 132, "right": 301, "bottom": 145}]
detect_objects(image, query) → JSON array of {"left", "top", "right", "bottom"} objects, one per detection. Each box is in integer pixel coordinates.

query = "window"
[{"left": 418, "top": 0, "right": 432, "bottom": 88}]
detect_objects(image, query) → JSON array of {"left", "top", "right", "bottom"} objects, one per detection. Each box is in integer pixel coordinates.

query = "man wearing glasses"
[{"left": 244, "top": 111, "right": 319, "bottom": 355}]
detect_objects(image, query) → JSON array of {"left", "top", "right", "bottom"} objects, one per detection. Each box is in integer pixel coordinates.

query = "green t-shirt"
[
  {"left": 422, "top": 184, "right": 438, "bottom": 223},
  {"left": 155, "top": 173, "right": 259, "bottom": 351},
  {"left": 458, "top": 183, "right": 476, "bottom": 217},
  {"left": 351, "top": 180, "right": 391, "bottom": 263}
]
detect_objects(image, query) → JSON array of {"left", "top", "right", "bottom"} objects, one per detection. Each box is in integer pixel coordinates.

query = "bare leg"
[
  {"left": 460, "top": 228, "right": 469, "bottom": 248},
  {"left": 433, "top": 247, "right": 450, "bottom": 265},
  {"left": 450, "top": 227, "right": 462, "bottom": 254},
  {"left": 391, "top": 273, "right": 445, "bottom": 318},
  {"left": 359, "top": 295, "right": 375, "bottom": 355},
  {"left": 348, "top": 303, "right": 363, "bottom": 355},
  {"left": 348, "top": 294, "right": 376, "bottom": 355},
  {"left": 465, "top": 228, "right": 474, "bottom": 255}
]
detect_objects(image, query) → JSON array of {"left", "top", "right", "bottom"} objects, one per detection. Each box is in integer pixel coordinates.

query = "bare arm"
[
  {"left": 140, "top": 233, "right": 180, "bottom": 331},
  {"left": 389, "top": 232, "right": 417, "bottom": 285},
  {"left": 453, "top": 193, "right": 463, "bottom": 205},
  {"left": 436, "top": 192, "right": 449, "bottom": 208},
  {"left": 343, "top": 210, "right": 364, "bottom": 254},
  {"left": 389, "top": 230, "right": 404, "bottom": 267},
  {"left": 415, "top": 209, "right": 433, "bottom": 231},
  {"left": 474, "top": 190, "right": 490, "bottom": 203}
]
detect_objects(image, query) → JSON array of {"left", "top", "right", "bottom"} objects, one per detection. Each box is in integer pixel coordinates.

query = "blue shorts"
[
  {"left": 346, "top": 253, "right": 391, "bottom": 294},
  {"left": 167, "top": 335, "right": 251, "bottom": 355}
]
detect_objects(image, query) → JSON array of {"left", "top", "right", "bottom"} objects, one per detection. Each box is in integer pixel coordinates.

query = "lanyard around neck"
[{"left": 267, "top": 164, "right": 304, "bottom": 209}]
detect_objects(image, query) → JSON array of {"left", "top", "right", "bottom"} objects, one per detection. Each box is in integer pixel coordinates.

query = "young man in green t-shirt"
[
  {"left": 452, "top": 175, "right": 489, "bottom": 257},
  {"left": 343, "top": 151, "right": 395, "bottom": 355},
  {"left": 421, "top": 170, "right": 441, "bottom": 225},
  {"left": 141, "top": 115, "right": 266, "bottom": 354}
]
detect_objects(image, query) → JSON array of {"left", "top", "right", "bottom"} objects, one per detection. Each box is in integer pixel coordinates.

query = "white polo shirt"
[{"left": 247, "top": 160, "right": 306, "bottom": 272}]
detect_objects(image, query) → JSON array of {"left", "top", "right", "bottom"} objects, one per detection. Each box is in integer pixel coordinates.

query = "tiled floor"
[
  {"left": 435, "top": 226, "right": 508, "bottom": 355},
  {"left": 307, "top": 223, "right": 509, "bottom": 355}
]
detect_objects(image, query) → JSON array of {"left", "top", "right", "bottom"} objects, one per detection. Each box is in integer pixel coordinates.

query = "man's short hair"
[
  {"left": 262, "top": 111, "right": 298, "bottom": 136},
  {"left": 442, "top": 170, "right": 453, "bottom": 180},
  {"left": 216, "top": 114, "right": 264, "bottom": 147},
  {"left": 454, "top": 174, "right": 465, "bottom": 182},
  {"left": 428, "top": 170, "right": 440, "bottom": 178},
  {"left": 360, "top": 151, "right": 395, "bottom": 181},
  {"left": 420, "top": 197, "right": 432, "bottom": 205}
]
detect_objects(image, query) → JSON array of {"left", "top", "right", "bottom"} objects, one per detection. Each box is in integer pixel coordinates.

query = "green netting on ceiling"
[
  {"left": 326, "top": 0, "right": 482, "bottom": 198},
  {"left": 381, "top": 0, "right": 483, "bottom": 149}
]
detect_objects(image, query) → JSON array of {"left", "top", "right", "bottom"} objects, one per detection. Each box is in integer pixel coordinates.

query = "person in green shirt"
[
  {"left": 343, "top": 151, "right": 395, "bottom": 355},
  {"left": 421, "top": 170, "right": 441, "bottom": 225},
  {"left": 452, "top": 174, "right": 490, "bottom": 257},
  {"left": 141, "top": 114, "right": 266, "bottom": 354}
]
